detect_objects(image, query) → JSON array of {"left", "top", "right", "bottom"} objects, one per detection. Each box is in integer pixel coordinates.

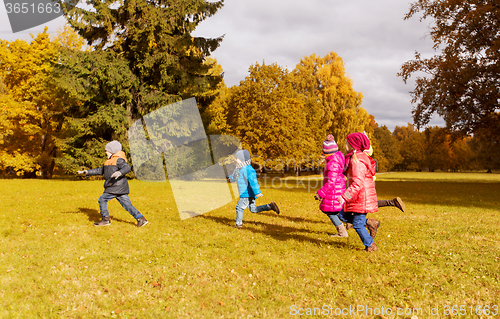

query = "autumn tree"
[
  {"left": 450, "top": 136, "right": 475, "bottom": 171},
  {"left": 200, "top": 57, "right": 231, "bottom": 135},
  {"left": 226, "top": 62, "right": 314, "bottom": 173},
  {"left": 399, "top": 0, "right": 500, "bottom": 136},
  {"left": 393, "top": 124, "right": 426, "bottom": 171},
  {"left": 291, "top": 52, "right": 369, "bottom": 151},
  {"left": 422, "top": 126, "right": 454, "bottom": 171},
  {"left": 374, "top": 125, "right": 402, "bottom": 172},
  {"left": 0, "top": 29, "right": 66, "bottom": 178},
  {"left": 468, "top": 115, "right": 500, "bottom": 172}
]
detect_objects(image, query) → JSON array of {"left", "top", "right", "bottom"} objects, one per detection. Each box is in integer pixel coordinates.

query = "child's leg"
[
  {"left": 378, "top": 197, "right": 405, "bottom": 212},
  {"left": 326, "top": 212, "right": 348, "bottom": 237},
  {"left": 115, "top": 194, "right": 143, "bottom": 219},
  {"left": 338, "top": 210, "right": 351, "bottom": 224},
  {"left": 236, "top": 197, "right": 250, "bottom": 225},
  {"left": 98, "top": 193, "right": 117, "bottom": 217},
  {"left": 247, "top": 198, "right": 271, "bottom": 214},
  {"left": 325, "top": 212, "right": 342, "bottom": 227},
  {"left": 351, "top": 213, "right": 374, "bottom": 248}
]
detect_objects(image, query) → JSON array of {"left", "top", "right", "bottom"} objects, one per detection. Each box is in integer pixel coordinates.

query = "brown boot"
[
  {"left": 366, "top": 218, "right": 380, "bottom": 239},
  {"left": 269, "top": 202, "right": 280, "bottom": 215},
  {"left": 330, "top": 224, "right": 348, "bottom": 238},
  {"left": 365, "top": 242, "right": 377, "bottom": 252},
  {"left": 378, "top": 197, "right": 406, "bottom": 212},
  {"left": 393, "top": 197, "right": 406, "bottom": 212}
]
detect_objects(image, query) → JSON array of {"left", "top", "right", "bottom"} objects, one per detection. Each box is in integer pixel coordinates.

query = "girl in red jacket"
[
  {"left": 338, "top": 133, "right": 380, "bottom": 252},
  {"left": 314, "top": 135, "right": 348, "bottom": 237}
]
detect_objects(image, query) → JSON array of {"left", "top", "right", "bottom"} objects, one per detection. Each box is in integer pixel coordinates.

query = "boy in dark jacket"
[
  {"left": 227, "top": 149, "right": 280, "bottom": 228},
  {"left": 78, "top": 141, "right": 148, "bottom": 227}
]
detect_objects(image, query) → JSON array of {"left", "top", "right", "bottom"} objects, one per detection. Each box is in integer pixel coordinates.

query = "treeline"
[
  {"left": 0, "top": 25, "right": 373, "bottom": 178},
  {"left": 1, "top": 25, "right": 498, "bottom": 178},
  {"left": 374, "top": 124, "right": 500, "bottom": 173}
]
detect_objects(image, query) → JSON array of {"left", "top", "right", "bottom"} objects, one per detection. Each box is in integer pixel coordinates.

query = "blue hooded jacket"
[{"left": 228, "top": 150, "right": 261, "bottom": 198}]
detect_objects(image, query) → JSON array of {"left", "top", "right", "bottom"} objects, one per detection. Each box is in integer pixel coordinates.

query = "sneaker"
[
  {"left": 366, "top": 218, "right": 381, "bottom": 239},
  {"left": 365, "top": 242, "right": 378, "bottom": 252},
  {"left": 394, "top": 197, "right": 406, "bottom": 212},
  {"left": 94, "top": 217, "right": 111, "bottom": 226},
  {"left": 233, "top": 224, "right": 242, "bottom": 229},
  {"left": 269, "top": 202, "right": 280, "bottom": 215},
  {"left": 136, "top": 216, "right": 149, "bottom": 228}
]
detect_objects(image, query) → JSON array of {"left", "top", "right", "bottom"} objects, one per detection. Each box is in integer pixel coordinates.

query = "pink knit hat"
[{"left": 322, "top": 134, "right": 339, "bottom": 155}]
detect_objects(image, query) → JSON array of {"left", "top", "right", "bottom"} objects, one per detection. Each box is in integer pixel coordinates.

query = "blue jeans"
[
  {"left": 323, "top": 212, "right": 342, "bottom": 227},
  {"left": 98, "top": 193, "right": 143, "bottom": 219},
  {"left": 338, "top": 210, "right": 373, "bottom": 247},
  {"left": 235, "top": 197, "right": 271, "bottom": 224}
]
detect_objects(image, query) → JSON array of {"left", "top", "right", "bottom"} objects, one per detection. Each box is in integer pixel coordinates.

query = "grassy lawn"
[{"left": 1, "top": 172, "right": 499, "bottom": 318}]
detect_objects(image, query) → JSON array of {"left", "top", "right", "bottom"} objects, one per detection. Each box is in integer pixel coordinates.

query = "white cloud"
[{"left": 0, "top": 0, "right": 442, "bottom": 131}]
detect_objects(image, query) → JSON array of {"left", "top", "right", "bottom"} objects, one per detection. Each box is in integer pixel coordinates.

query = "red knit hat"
[{"left": 346, "top": 132, "right": 370, "bottom": 152}]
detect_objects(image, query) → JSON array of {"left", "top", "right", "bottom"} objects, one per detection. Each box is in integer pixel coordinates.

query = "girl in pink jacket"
[
  {"left": 338, "top": 132, "right": 380, "bottom": 252},
  {"left": 314, "top": 135, "right": 348, "bottom": 237}
]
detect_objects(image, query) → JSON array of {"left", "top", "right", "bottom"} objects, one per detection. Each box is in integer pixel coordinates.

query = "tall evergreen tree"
[{"left": 64, "top": 0, "right": 224, "bottom": 117}]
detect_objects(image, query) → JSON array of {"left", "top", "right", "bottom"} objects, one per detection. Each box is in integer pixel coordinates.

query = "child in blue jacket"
[{"left": 227, "top": 149, "right": 280, "bottom": 228}]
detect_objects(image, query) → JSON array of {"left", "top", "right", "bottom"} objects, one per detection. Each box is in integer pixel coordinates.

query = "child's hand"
[
  {"left": 314, "top": 193, "right": 321, "bottom": 201},
  {"left": 336, "top": 196, "right": 345, "bottom": 206},
  {"left": 256, "top": 193, "right": 263, "bottom": 198},
  {"left": 111, "top": 171, "right": 122, "bottom": 179},
  {"left": 77, "top": 170, "right": 87, "bottom": 175}
]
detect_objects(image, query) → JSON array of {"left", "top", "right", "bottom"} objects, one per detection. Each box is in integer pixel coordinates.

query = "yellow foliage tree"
[
  {"left": 0, "top": 26, "right": 85, "bottom": 178},
  {"left": 291, "top": 52, "right": 369, "bottom": 150},
  {"left": 226, "top": 62, "right": 315, "bottom": 172}
]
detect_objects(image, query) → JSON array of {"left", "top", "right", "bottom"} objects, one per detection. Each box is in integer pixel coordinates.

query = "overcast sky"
[{"left": 0, "top": 0, "right": 445, "bottom": 131}]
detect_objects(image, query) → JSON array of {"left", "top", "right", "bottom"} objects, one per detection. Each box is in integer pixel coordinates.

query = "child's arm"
[
  {"left": 86, "top": 166, "right": 104, "bottom": 176},
  {"left": 116, "top": 158, "right": 131, "bottom": 175},
  {"left": 341, "top": 161, "right": 367, "bottom": 202},
  {"left": 246, "top": 167, "right": 262, "bottom": 197},
  {"left": 316, "top": 158, "right": 343, "bottom": 199}
]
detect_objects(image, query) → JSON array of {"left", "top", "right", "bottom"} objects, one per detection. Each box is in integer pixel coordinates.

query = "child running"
[
  {"left": 314, "top": 135, "right": 348, "bottom": 237},
  {"left": 338, "top": 133, "right": 380, "bottom": 252},
  {"left": 344, "top": 136, "right": 406, "bottom": 232},
  {"left": 77, "top": 141, "right": 148, "bottom": 227},
  {"left": 363, "top": 135, "right": 406, "bottom": 213},
  {"left": 227, "top": 149, "right": 280, "bottom": 228}
]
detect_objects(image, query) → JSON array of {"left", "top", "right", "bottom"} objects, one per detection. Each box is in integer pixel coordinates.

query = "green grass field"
[{"left": 1, "top": 172, "right": 499, "bottom": 318}]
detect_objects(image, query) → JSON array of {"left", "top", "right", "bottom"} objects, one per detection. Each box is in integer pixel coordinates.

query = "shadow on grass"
[
  {"left": 375, "top": 181, "right": 500, "bottom": 210},
  {"left": 199, "top": 214, "right": 347, "bottom": 249},
  {"left": 276, "top": 214, "right": 327, "bottom": 225},
  {"left": 62, "top": 207, "right": 136, "bottom": 226},
  {"left": 264, "top": 180, "right": 500, "bottom": 210}
]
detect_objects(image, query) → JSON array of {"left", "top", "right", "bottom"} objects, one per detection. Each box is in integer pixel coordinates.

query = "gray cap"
[
  {"left": 105, "top": 141, "right": 122, "bottom": 154},
  {"left": 235, "top": 149, "right": 251, "bottom": 162}
]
